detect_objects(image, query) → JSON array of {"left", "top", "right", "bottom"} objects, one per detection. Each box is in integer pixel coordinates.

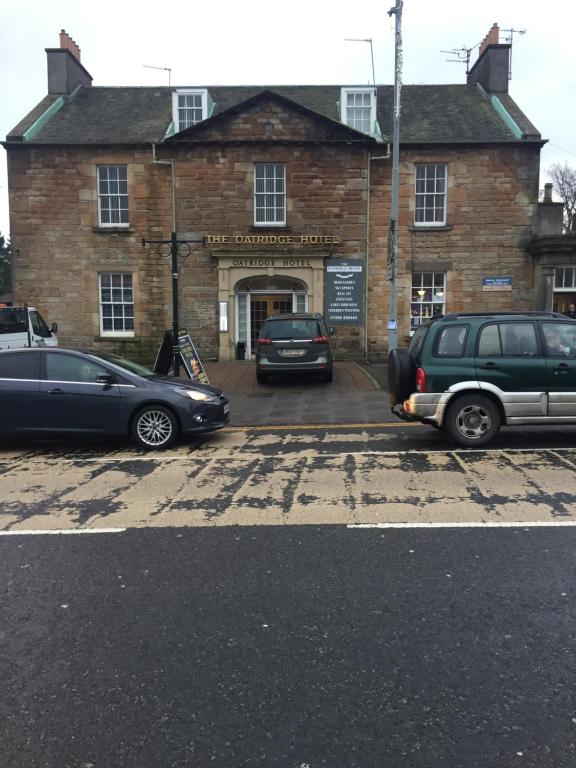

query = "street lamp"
[
  {"left": 387, "top": 0, "right": 404, "bottom": 351},
  {"left": 142, "top": 231, "right": 197, "bottom": 376}
]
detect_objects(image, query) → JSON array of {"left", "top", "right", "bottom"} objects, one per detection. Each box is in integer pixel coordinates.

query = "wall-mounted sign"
[
  {"left": 205, "top": 234, "right": 341, "bottom": 246},
  {"left": 325, "top": 258, "right": 364, "bottom": 325},
  {"left": 230, "top": 257, "right": 313, "bottom": 268},
  {"left": 483, "top": 277, "right": 513, "bottom": 292}
]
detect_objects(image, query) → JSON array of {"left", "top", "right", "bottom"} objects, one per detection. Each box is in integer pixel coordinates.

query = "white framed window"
[
  {"left": 340, "top": 88, "right": 376, "bottom": 134},
  {"left": 99, "top": 273, "right": 134, "bottom": 336},
  {"left": 293, "top": 293, "right": 308, "bottom": 313},
  {"left": 554, "top": 267, "right": 576, "bottom": 290},
  {"left": 411, "top": 272, "right": 445, "bottom": 328},
  {"left": 172, "top": 89, "right": 208, "bottom": 132},
  {"left": 97, "top": 165, "right": 129, "bottom": 227},
  {"left": 415, "top": 163, "right": 447, "bottom": 226},
  {"left": 254, "top": 163, "right": 286, "bottom": 227}
]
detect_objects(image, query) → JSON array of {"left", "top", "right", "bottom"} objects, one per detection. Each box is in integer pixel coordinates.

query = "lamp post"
[
  {"left": 387, "top": 0, "right": 403, "bottom": 351},
  {"left": 142, "top": 231, "right": 197, "bottom": 376}
]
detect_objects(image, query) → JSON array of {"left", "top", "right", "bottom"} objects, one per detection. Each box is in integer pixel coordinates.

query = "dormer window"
[
  {"left": 341, "top": 88, "right": 376, "bottom": 134},
  {"left": 172, "top": 89, "right": 208, "bottom": 132}
]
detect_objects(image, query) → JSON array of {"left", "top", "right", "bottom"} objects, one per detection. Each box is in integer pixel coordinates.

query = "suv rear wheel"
[{"left": 444, "top": 394, "right": 501, "bottom": 447}]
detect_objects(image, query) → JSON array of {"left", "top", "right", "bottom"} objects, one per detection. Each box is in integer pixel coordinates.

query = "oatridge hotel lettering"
[{"left": 205, "top": 234, "right": 342, "bottom": 245}]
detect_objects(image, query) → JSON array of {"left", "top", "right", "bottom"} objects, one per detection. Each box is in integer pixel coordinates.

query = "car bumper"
[
  {"left": 401, "top": 393, "right": 450, "bottom": 426},
  {"left": 180, "top": 399, "right": 230, "bottom": 433},
  {"left": 257, "top": 356, "right": 330, "bottom": 373}
]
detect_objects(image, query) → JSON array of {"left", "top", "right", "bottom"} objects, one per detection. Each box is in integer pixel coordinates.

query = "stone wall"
[
  {"left": 7, "top": 115, "right": 541, "bottom": 362},
  {"left": 366, "top": 144, "right": 541, "bottom": 357}
]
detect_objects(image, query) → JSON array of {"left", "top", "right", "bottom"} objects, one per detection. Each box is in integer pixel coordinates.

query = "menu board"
[
  {"left": 325, "top": 258, "right": 364, "bottom": 325},
  {"left": 153, "top": 329, "right": 210, "bottom": 385},
  {"left": 178, "top": 332, "right": 210, "bottom": 385}
]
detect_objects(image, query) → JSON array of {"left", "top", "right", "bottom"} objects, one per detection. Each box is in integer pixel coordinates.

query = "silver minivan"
[{"left": 255, "top": 313, "right": 333, "bottom": 384}]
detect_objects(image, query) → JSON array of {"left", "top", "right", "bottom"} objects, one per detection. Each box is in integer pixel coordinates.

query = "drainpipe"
[
  {"left": 365, "top": 145, "right": 392, "bottom": 358},
  {"left": 152, "top": 143, "right": 176, "bottom": 231}
]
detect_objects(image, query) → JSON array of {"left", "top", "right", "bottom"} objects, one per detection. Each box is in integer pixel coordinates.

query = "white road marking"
[
  {"left": 0, "top": 528, "right": 126, "bottom": 536},
  {"left": 348, "top": 521, "right": 576, "bottom": 529}
]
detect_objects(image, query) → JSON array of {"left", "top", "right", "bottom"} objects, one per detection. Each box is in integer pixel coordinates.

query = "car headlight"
[{"left": 177, "top": 388, "right": 213, "bottom": 402}]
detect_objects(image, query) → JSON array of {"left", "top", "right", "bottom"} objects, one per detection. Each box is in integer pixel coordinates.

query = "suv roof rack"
[{"left": 441, "top": 311, "right": 568, "bottom": 320}]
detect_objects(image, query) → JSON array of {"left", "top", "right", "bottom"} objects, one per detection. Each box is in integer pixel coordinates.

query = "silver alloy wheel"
[
  {"left": 454, "top": 403, "right": 491, "bottom": 440},
  {"left": 136, "top": 408, "right": 174, "bottom": 447}
]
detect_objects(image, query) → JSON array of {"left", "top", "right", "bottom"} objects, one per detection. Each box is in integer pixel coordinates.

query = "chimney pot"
[{"left": 544, "top": 183, "right": 553, "bottom": 202}]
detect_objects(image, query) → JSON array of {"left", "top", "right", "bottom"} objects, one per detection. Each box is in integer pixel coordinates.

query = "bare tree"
[
  {"left": 0, "top": 233, "right": 11, "bottom": 295},
  {"left": 547, "top": 162, "right": 576, "bottom": 232}
]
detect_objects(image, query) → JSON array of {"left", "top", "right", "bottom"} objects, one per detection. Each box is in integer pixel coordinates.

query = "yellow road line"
[{"left": 224, "top": 421, "right": 424, "bottom": 432}]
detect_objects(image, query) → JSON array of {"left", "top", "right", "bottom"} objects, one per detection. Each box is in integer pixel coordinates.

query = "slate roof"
[{"left": 5, "top": 83, "right": 541, "bottom": 146}]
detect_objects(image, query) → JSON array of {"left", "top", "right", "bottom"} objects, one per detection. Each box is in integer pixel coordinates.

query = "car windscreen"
[
  {"left": 262, "top": 319, "right": 321, "bottom": 340},
  {"left": 86, "top": 350, "right": 155, "bottom": 377},
  {"left": 29, "top": 310, "right": 51, "bottom": 338},
  {"left": 0, "top": 308, "right": 27, "bottom": 335}
]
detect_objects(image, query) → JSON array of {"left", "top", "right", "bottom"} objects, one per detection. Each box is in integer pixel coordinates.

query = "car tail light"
[
  {"left": 312, "top": 335, "right": 328, "bottom": 344},
  {"left": 416, "top": 367, "right": 426, "bottom": 392},
  {"left": 256, "top": 337, "right": 272, "bottom": 345}
]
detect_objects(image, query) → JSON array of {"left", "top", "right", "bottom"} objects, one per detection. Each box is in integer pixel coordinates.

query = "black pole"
[{"left": 171, "top": 230, "right": 180, "bottom": 376}]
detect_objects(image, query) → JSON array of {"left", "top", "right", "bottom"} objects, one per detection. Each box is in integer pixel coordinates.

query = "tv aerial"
[{"left": 143, "top": 64, "right": 172, "bottom": 86}]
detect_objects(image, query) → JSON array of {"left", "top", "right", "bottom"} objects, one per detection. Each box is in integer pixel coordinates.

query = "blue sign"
[{"left": 483, "top": 277, "right": 512, "bottom": 292}]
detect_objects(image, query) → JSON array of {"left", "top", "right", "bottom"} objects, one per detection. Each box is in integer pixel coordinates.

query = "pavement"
[{"left": 203, "top": 359, "right": 391, "bottom": 426}]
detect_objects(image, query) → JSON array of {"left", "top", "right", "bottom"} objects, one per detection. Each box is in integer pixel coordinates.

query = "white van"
[{"left": 0, "top": 306, "right": 58, "bottom": 349}]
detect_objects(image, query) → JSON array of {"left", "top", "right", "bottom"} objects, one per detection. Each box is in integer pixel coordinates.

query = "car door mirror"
[
  {"left": 96, "top": 373, "right": 115, "bottom": 385},
  {"left": 51, "top": 322, "right": 58, "bottom": 334}
]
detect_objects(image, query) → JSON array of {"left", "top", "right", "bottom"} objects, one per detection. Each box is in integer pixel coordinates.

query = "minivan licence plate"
[{"left": 280, "top": 349, "right": 305, "bottom": 357}]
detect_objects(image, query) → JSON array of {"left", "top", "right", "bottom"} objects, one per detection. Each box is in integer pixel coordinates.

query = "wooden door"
[{"left": 250, "top": 294, "right": 292, "bottom": 350}]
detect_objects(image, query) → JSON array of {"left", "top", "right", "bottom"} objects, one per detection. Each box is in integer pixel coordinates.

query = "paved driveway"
[
  {"left": 203, "top": 361, "right": 389, "bottom": 426},
  {"left": 204, "top": 360, "right": 380, "bottom": 393}
]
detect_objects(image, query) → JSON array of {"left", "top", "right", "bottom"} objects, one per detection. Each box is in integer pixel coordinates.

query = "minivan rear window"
[{"left": 262, "top": 319, "right": 322, "bottom": 341}]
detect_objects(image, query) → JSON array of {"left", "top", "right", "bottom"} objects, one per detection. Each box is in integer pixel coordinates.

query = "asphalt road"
[
  {"left": 2, "top": 525, "right": 576, "bottom": 768},
  {"left": 2, "top": 424, "right": 576, "bottom": 767}
]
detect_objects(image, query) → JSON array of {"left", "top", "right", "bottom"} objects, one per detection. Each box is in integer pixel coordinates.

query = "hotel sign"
[{"left": 205, "top": 234, "right": 341, "bottom": 245}]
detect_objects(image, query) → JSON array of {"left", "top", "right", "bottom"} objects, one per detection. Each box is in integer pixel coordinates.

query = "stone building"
[{"left": 3, "top": 26, "right": 549, "bottom": 363}]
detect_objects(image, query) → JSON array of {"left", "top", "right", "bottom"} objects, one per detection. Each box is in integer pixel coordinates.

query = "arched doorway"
[{"left": 235, "top": 275, "right": 308, "bottom": 358}]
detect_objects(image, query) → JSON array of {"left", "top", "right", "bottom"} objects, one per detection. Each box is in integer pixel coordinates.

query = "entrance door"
[{"left": 250, "top": 294, "right": 292, "bottom": 350}]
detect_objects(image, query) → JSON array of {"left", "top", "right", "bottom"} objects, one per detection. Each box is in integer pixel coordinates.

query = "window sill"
[
  {"left": 251, "top": 225, "right": 288, "bottom": 230},
  {"left": 92, "top": 226, "right": 134, "bottom": 235},
  {"left": 94, "top": 335, "right": 137, "bottom": 342},
  {"left": 409, "top": 224, "right": 453, "bottom": 232}
]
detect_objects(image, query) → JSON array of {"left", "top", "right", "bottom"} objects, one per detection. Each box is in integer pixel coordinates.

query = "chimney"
[
  {"left": 467, "top": 22, "right": 510, "bottom": 94},
  {"left": 46, "top": 29, "right": 92, "bottom": 95},
  {"left": 538, "top": 183, "right": 565, "bottom": 236},
  {"left": 59, "top": 29, "right": 81, "bottom": 62}
]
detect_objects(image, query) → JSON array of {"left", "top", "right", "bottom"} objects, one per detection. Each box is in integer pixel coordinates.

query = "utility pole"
[
  {"left": 142, "top": 232, "right": 197, "bottom": 376},
  {"left": 387, "top": 0, "right": 403, "bottom": 351}
]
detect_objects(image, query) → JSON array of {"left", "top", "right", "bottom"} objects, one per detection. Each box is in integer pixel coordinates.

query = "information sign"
[{"left": 325, "top": 258, "right": 365, "bottom": 325}]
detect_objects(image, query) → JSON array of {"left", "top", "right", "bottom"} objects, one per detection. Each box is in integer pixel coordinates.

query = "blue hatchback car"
[{"left": 0, "top": 347, "right": 230, "bottom": 449}]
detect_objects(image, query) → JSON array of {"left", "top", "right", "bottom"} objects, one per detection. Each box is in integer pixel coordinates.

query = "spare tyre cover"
[{"left": 388, "top": 348, "right": 416, "bottom": 406}]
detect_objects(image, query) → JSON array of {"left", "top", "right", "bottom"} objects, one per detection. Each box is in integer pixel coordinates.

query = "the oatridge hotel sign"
[{"left": 205, "top": 234, "right": 341, "bottom": 245}]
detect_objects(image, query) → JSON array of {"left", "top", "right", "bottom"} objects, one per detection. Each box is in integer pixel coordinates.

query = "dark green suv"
[{"left": 388, "top": 312, "right": 576, "bottom": 447}]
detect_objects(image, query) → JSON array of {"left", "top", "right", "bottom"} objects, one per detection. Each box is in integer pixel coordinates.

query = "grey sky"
[{"left": 1, "top": 0, "right": 575, "bottom": 237}]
